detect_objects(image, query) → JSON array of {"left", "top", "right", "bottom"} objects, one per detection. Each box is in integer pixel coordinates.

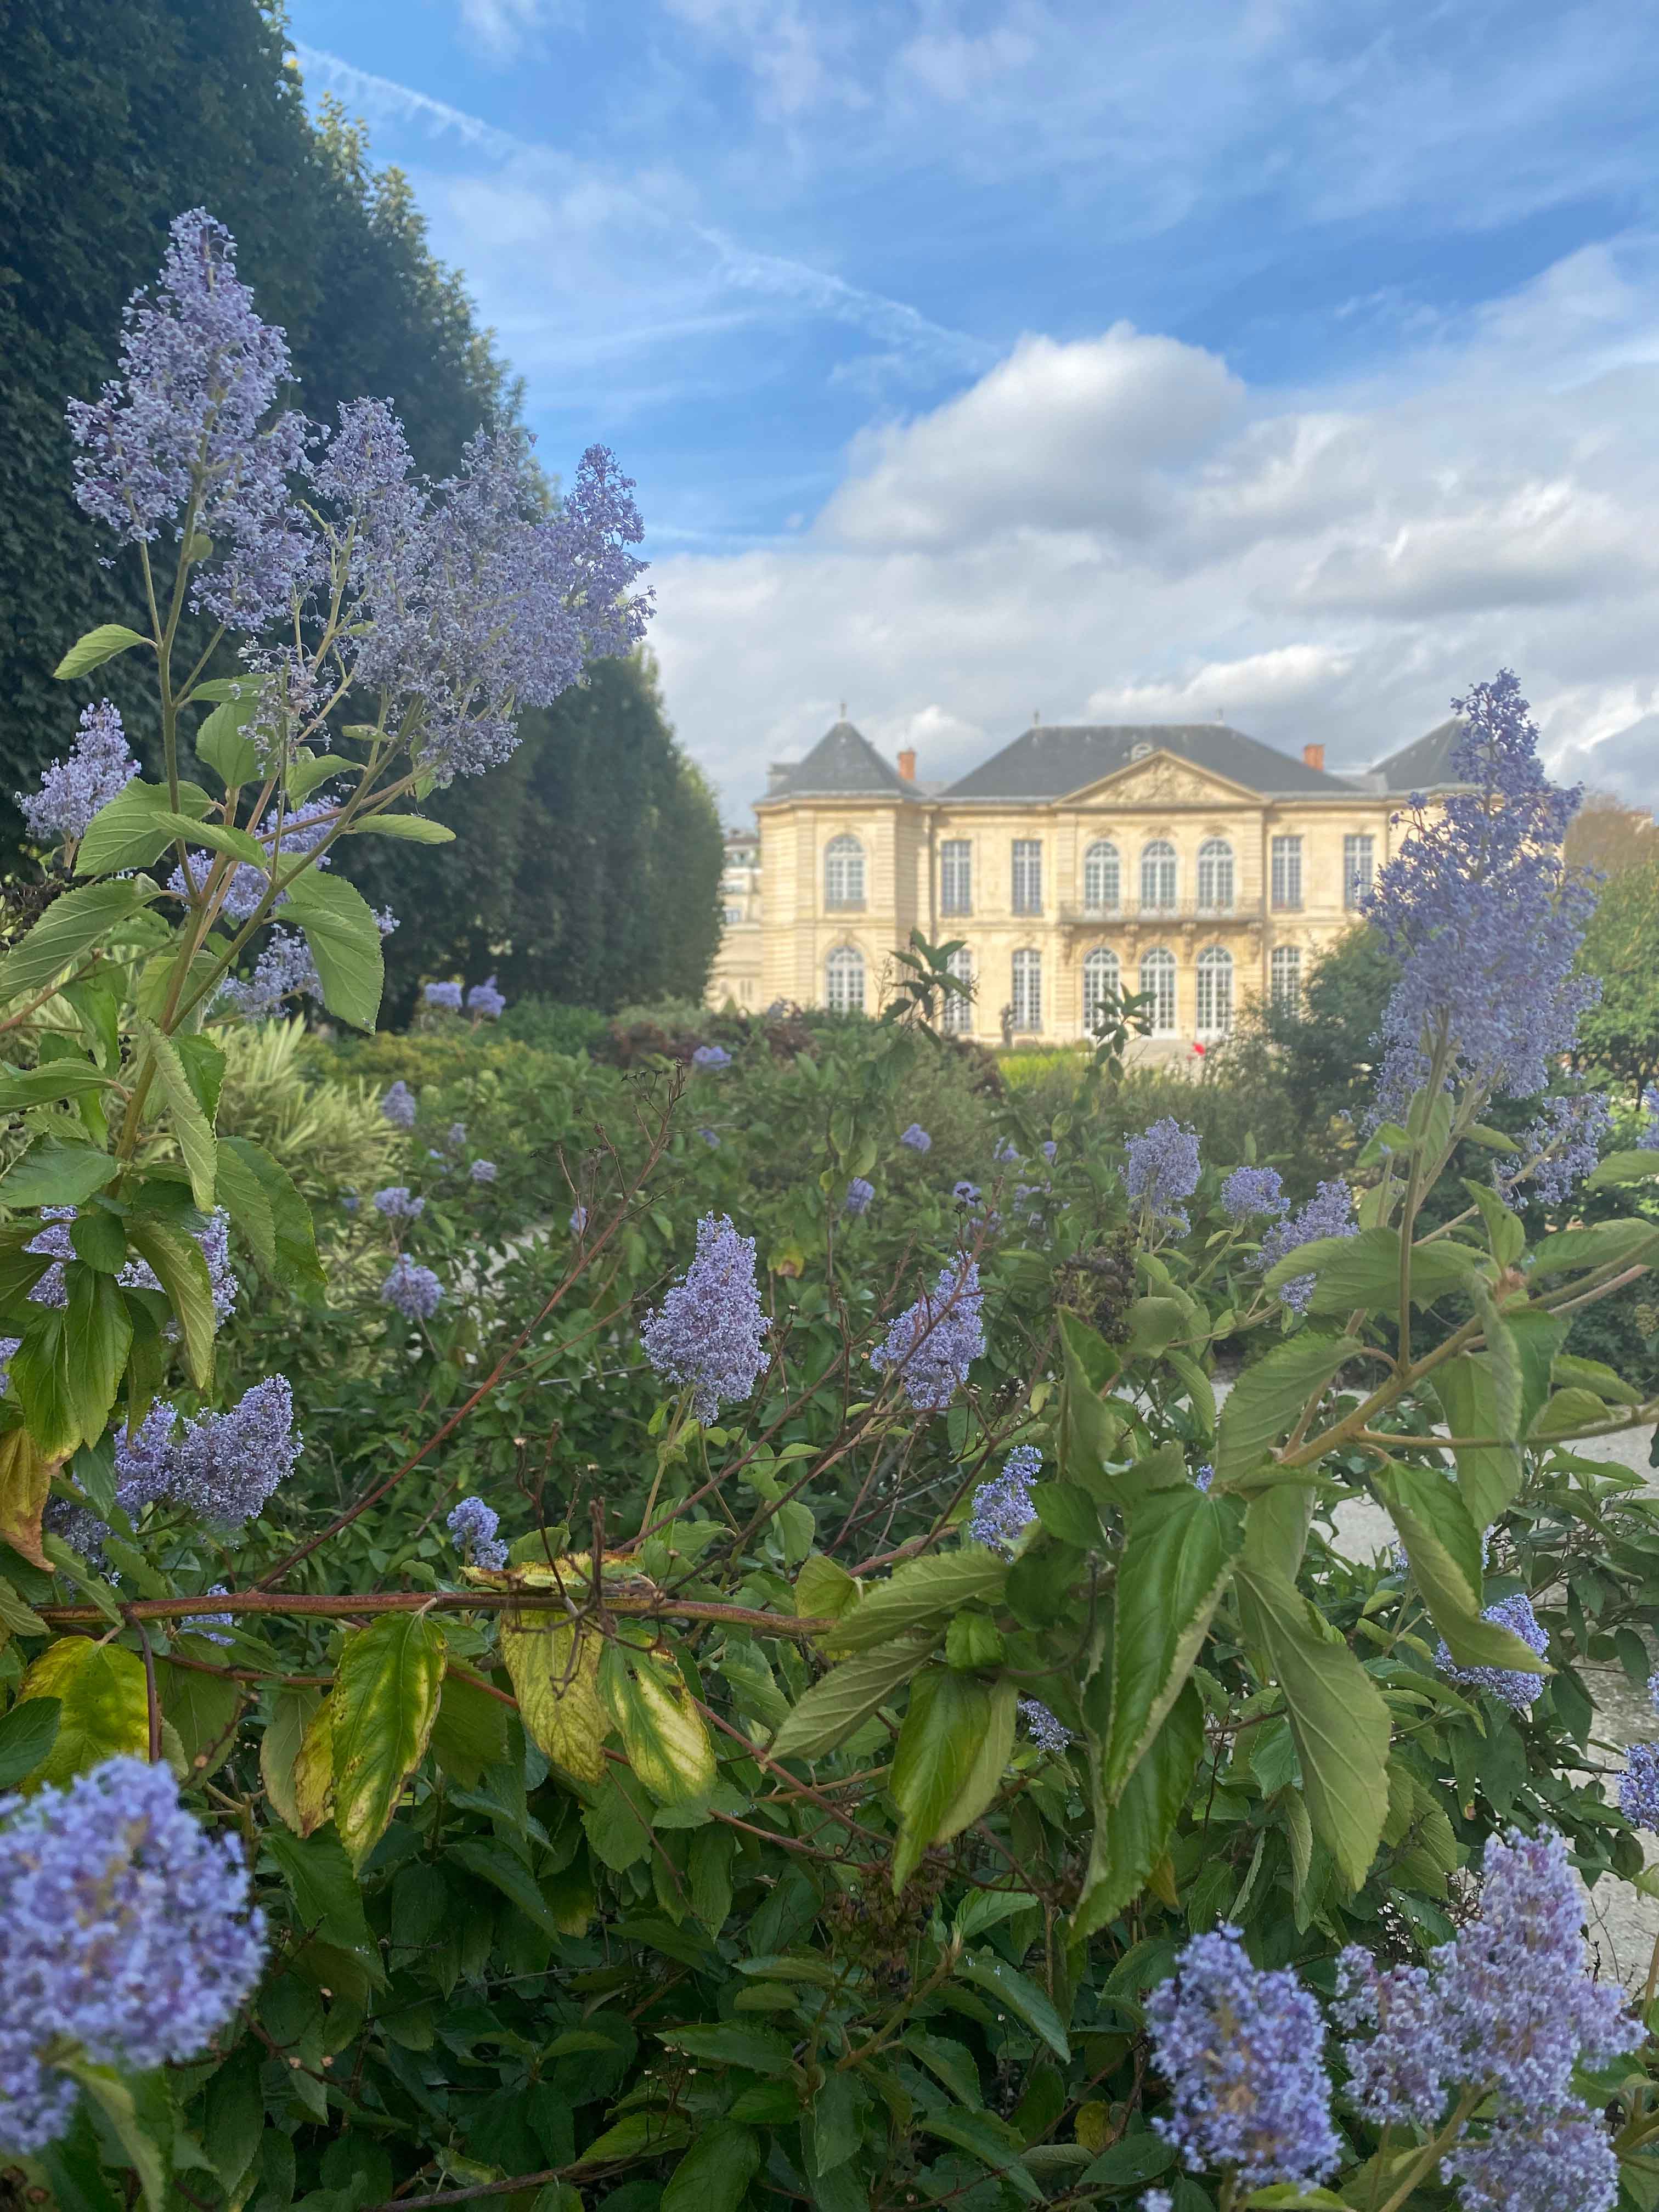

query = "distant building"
[
  {"left": 707, "top": 826, "right": 763, "bottom": 1009},
  {"left": 706, "top": 713, "right": 1453, "bottom": 1050}
]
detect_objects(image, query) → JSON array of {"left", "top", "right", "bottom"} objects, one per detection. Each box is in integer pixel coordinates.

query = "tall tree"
[
  {"left": 0, "top": 0, "right": 513, "bottom": 816},
  {"left": 1575, "top": 856, "right": 1659, "bottom": 1099},
  {"left": 340, "top": 653, "right": 724, "bottom": 1017}
]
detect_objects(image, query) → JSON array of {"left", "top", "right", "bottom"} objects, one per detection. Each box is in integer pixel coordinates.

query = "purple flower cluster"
[
  {"left": 1259, "top": 1179, "right": 1357, "bottom": 1314},
  {"left": 1500, "top": 1091, "right": 1612, "bottom": 1208},
  {"left": 467, "top": 974, "right": 505, "bottom": 1020},
  {"left": 691, "top": 1043, "right": 732, "bottom": 1071},
  {"left": 569, "top": 1204, "right": 589, "bottom": 1236},
  {"left": 447, "top": 1495, "right": 508, "bottom": 1572},
  {"left": 372, "top": 1185, "right": 426, "bottom": 1221},
  {"left": 424, "top": 980, "right": 464, "bottom": 1011},
  {"left": 66, "top": 210, "right": 313, "bottom": 633},
  {"left": 381, "top": 1080, "right": 418, "bottom": 1130},
  {"left": 1336, "top": 1827, "right": 1638, "bottom": 2212},
  {"left": 994, "top": 1138, "right": 1021, "bottom": 1164},
  {"left": 308, "top": 399, "right": 649, "bottom": 781},
  {"left": 0, "top": 1756, "right": 265, "bottom": 2154},
  {"left": 1220, "top": 1164, "right": 1286, "bottom": 1222},
  {"left": 1019, "top": 1699, "right": 1071, "bottom": 1752},
  {"left": 1366, "top": 672, "right": 1599, "bottom": 1120},
  {"left": 114, "top": 1376, "right": 301, "bottom": 1529},
  {"left": 381, "top": 1256, "right": 444, "bottom": 1322},
  {"left": 870, "top": 1259, "right": 984, "bottom": 1412},
  {"left": 899, "top": 1124, "right": 932, "bottom": 1153},
  {"left": 170, "top": 793, "right": 335, "bottom": 923},
  {"left": 17, "top": 700, "right": 137, "bottom": 844},
  {"left": 470, "top": 1159, "right": 497, "bottom": 1184},
  {"left": 114, "top": 1206, "right": 239, "bottom": 1333},
  {"left": 1125, "top": 1118, "right": 1201, "bottom": 1233},
  {"left": 1433, "top": 1590, "right": 1547, "bottom": 1709},
  {"left": 843, "top": 1177, "right": 874, "bottom": 1217},
  {"left": 640, "top": 1212, "right": 770, "bottom": 1424},
  {"left": 968, "top": 1444, "right": 1041, "bottom": 1554},
  {"left": 1147, "top": 1924, "right": 1340, "bottom": 2190},
  {"left": 217, "top": 926, "right": 323, "bottom": 1019},
  {"left": 1619, "top": 1741, "right": 1659, "bottom": 1831},
  {"left": 27, "top": 1207, "right": 238, "bottom": 1333},
  {"left": 698, "top": 1126, "right": 721, "bottom": 1149},
  {"left": 952, "top": 1180, "right": 981, "bottom": 1205}
]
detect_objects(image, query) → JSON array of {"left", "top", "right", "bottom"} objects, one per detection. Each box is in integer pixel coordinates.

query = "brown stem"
[{"left": 40, "top": 1588, "right": 833, "bottom": 1634}]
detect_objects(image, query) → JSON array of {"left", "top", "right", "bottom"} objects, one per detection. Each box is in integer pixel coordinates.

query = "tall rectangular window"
[
  {"left": 1270, "top": 944, "right": 1301, "bottom": 1012},
  {"left": 1271, "top": 835, "right": 1303, "bottom": 911},
  {"left": 940, "top": 839, "right": 972, "bottom": 916},
  {"left": 941, "top": 945, "right": 973, "bottom": 1034},
  {"left": 1011, "top": 948, "right": 1042, "bottom": 1031},
  {"left": 1344, "top": 833, "right": 1375, "bottom": 909},
  {"left": 1012, "top": 839, "right": 1043, "bottom": 916}
]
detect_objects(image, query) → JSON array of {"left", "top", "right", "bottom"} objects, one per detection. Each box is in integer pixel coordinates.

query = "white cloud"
[
  {"left": 821, "top": 328, "right": 1244, "bottom": 548},
  {"left": 648, "top": 242, "right": 1659, "bottom": 814}
]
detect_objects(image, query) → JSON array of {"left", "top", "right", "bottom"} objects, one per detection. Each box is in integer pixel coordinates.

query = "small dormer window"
[{"left": 1130, "top": 742, "right": 1153, "bottom": 760}]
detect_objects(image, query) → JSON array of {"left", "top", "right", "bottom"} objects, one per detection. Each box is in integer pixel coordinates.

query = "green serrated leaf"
[
  {"left": 329, "top": 1612, "right": 447, "bottom": 1868},
  {"left": 133, "top": 1017, "right": 217, "bottom": 1211},
  {"left": 0, "top": 880, "right": 154, "bottom": 1002},
  {"left": 53, "top": 625, "right": 148, "bottom": 681},
  {"left": 281, "top": 870, "right": 384, "bottom": 1030},
  {"left": 1103, "top": 1485, "right": 1242, "bottom": 1801},
  {"left": 347, "top": 813, "right": 456, "bottom": 843}
]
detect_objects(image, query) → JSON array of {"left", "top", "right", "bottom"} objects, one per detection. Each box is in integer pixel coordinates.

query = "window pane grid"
[
  {"left": 1195, "top": 947, "right": 1233, "bottom": 1037},
  {"left": 940, "top": 840, "right": 972, "bottom": 916},
  {"left": 1082, "top": 947, "right": 1120, "bottom": 1034},
  {"left": 1197, "top": 839, "right": 1234, "bottom": 911},
  {"left": 1343, "top": 834, "right": 1374, "bottom": 909},
  {"left": 1141, "top": 841, "right": 1177, "bottom": 912},
  {"left": 825, "top": 836, "right": 865, "bottom": 910},
  {"left": 1084, "top": 841, "right": 1120, "bottom": 911},
  {"left": 825, "top": 947, "right": 865, "bottom": 1013},
  {"left": 1270, "top": 836, "right": 1302, "bottom": 911},
  {"left": 1012, "top": 949, "right": 1042, "bottom": 1030},
  {"left": 1012, "top": 840, "right": 1043, "bottom": 916},
  {"left": 1270, "top": 945, "right": 1301, "bottom": 1011},
  {"left": 941, "top": 945, "right": 973, "bottom": 1034},
  {"left": 1141, "top": 948, "right": 1176, "bottom": 1034}
]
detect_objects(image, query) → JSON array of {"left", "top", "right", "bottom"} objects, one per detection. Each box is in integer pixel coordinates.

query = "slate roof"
[
  {"left": 761, "top": 720, "right": 914, "bottom": 801},
  {"left": 942, "top": 723, "right": 1352, "bottom": 802},
  {"left": 1369, "top": 717, "right": 1467, "bottom": 794}
]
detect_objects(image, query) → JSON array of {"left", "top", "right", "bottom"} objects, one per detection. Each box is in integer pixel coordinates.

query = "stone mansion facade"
[{"left": 707, "top": 713, "right": 1464, "bottom": 1051}]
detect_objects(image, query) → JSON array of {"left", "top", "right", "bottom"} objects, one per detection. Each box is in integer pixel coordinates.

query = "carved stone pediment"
[{"left": 1071, "top": 753, "right": 1256, "bottom": 809}]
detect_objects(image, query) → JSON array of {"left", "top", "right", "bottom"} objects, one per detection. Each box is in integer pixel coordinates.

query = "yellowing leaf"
[
  {"left": 15, "top": 1637, "right": 149, "bottom": 1786},
  {"left": 292, "top": 1694, "right": 336, "bottom": 1836},
  {"left": 0, "top": 1426, "right": 54, "bottom": 1570},
  {"left": 501, "top": 1615, "right": 607, "bottom": 1784},
  {"left": 330, "top": 1614, "right": 447, "bottom": 1867},
  {"left": 261, "top": 1685, "right": 321, "bottom": 1835},
  {"left": 599, "top": 1643, "right": 716, "bottom": 1804}
]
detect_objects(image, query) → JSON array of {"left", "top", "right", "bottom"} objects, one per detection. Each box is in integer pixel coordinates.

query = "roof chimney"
[
  {"left": 1303, "top": 742, "right": 1325, "bottom": 772},
  {"left": 897, "top": 748, "right": 916, "bottom": 783},
  {"left": 766, "top": 762, "right": 791, "bottom": 794}
]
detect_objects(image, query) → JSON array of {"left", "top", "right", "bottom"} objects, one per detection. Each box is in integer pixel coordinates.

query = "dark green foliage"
[
  {"left": 1576, "top": 854, "right": 1659, "bottom": 1099},
  {"left": 0, "top": 0, "right": 511, "bottom": 832},
  {"left": 337, "top": 654, "right": 724, "bottom": 1018}
]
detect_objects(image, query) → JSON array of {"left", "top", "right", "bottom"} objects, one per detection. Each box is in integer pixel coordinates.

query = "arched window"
[
  {"left": 1083, "top": 840, "right": 1121, "bottom": 912},
  {"left": 1082, "top": 946, "right": 1120, "bottom": 1036},
  {"left": 1141, "top": 946, "right": 1176, "bottom": 1034},
  {"left": 824, "top": 834, "right": 865, "bottom": 909},
  {"left": 1197, "top": 838, "right": 1234, "bottom": 912},
  {"left": 825, "top": 945, "right": 865, "bottom": 1013},
  {"left": 941, "top": 944, "right": 974, "bottom": 1034},
  {"left": 1195, "top": 946, "right": 1233, "bottom": 1038},
  {"left": 1141, "top": 839, "right": 1177, "bottom": 912},
  {"left": 1011, "top": 949, "right": 1042, "bottom": 1032},
  {"left": 1270, "top": 944, "right": 1302, "bottom": 1012}
]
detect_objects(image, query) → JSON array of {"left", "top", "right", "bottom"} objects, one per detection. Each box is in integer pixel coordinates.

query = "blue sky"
[{"left": 287, "top": 2, "right": 1659, "bottom": 814}]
